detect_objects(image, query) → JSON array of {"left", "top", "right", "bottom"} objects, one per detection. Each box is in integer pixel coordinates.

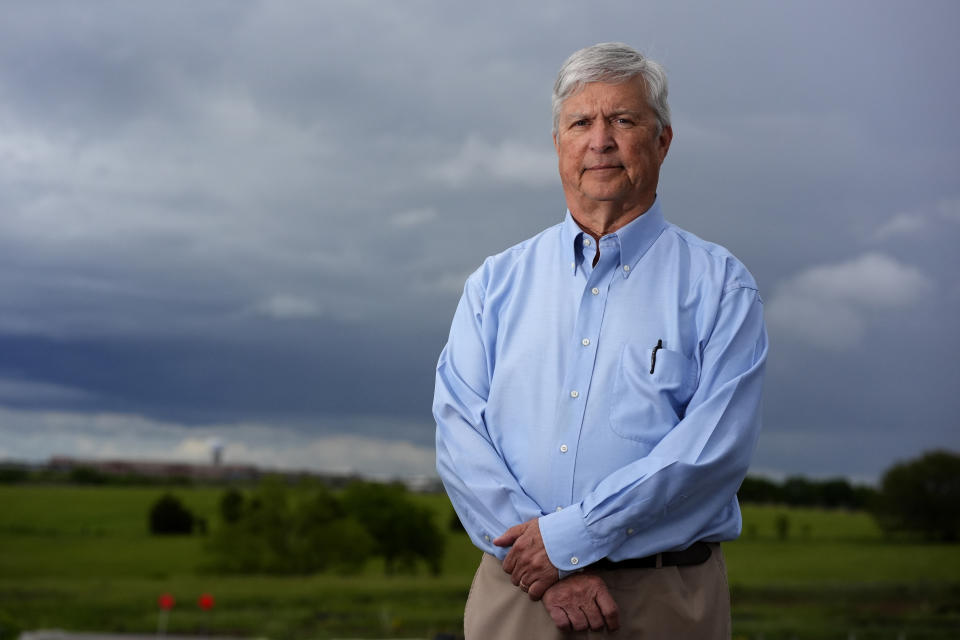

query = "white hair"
[{"left": 552, "top": 42, "right": 670, "bottom": 136}]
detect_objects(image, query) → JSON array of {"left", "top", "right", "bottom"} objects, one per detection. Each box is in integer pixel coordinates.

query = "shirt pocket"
[{"left": 609, "top": 342, "right": 697, "bottom": 445}]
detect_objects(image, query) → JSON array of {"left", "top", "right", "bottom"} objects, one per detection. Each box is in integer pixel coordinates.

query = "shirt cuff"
[{"left": 538, "top": 504, "right": 605, "bottom": 572}]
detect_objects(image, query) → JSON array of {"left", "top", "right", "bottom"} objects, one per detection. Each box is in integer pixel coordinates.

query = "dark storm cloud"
[{"left": 0, "top": 0, "right": 957, "bottom": 478}]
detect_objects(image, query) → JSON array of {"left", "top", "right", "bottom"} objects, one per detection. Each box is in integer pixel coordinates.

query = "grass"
[{"left": 0, "top": 485, "right": 958, "bottom": 639}]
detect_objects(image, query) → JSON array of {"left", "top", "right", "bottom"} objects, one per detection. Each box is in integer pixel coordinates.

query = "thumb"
[{"left": 493, "top": 523, "right": 524, "bottom": 547}]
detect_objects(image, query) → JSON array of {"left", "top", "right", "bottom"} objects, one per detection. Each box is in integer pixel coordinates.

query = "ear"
[
  {"left": 553, "top": 131, "right": 559, "bottom": 153},
  {"left": 657, "top": 125, "right": 673, "bottom": 162}
]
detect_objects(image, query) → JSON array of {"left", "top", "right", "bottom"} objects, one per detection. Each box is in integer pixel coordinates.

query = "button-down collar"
[{"left": 562, "top": 198, "right": 668, "bottom": 277}]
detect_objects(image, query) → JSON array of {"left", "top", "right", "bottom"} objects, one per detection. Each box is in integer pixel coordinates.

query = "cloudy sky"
[{"left": 1, "top": 1, "right": 957, "bottom": 483}]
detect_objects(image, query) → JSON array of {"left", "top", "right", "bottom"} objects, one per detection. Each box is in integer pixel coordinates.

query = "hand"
[
  {"left": 493, "top": 518, "right": 559, "bottom": 600},
  {"left": 542, "top": 573, "right": 620, "bottom": 632}
]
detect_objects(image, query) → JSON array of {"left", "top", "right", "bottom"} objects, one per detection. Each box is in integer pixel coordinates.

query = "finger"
[
  {"left": 582, "top": 602, "right": 605, "bottom": 631},
  {"left": 492, "top": 535, "right": 516, "bottom": 547},
  {"left": 527, "top": 579, "right": 546, "bottom": 601},
  {"left": 567, "top": 606, "right": 589, "bottom": 632},
  {"left": 546, "top": 606, "right": 571, "bottom": 632},
  {"left": 596, "top": 588, "right": 621, "bottom": 631},
  {"left": 502, "top": 549, "right": 517, "bottom": 574}
]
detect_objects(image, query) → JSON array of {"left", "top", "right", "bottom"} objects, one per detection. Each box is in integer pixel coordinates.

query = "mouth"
[{"left": 582, "top": 165, "right": 623, "bottom": 174}]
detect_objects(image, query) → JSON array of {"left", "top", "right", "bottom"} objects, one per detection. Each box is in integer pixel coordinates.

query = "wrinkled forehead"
[{"left": 559, "top": 77, "right": 650, "bottom": 116}]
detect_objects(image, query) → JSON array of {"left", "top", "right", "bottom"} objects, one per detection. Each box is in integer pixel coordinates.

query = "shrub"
[
  {"left": 0, "top": 467, "right": 28, "bottom": 484},
  {"left": 149, "top": 493, "right": 196, "bottom": 535},
  {"left": 0, "top": 610, "right": 22, "bottom": 640},
  {"left": 774, "top": 513, "right": 790, "bottom": 541}
]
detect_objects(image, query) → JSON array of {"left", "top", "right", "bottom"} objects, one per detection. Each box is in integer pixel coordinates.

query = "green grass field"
[{"left": 0, "top": 485, "right": 957, "bottom": 639}]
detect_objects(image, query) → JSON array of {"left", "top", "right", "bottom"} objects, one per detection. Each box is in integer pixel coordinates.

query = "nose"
[{"left": 588, "top": 121, "right": 616, "bottom": 153}]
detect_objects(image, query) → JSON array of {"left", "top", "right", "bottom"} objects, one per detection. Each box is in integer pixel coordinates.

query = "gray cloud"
[{"left": 1, "top": 0, "right": 958, "bottom": 482}]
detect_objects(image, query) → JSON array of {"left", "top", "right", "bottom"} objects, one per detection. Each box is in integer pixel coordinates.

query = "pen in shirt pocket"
[{"left": 650, "top": 338, "right": 663, "bottom": 374}]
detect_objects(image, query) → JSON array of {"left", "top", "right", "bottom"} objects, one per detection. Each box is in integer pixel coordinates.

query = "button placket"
[{"left": 550, "top": 242, "right": 619, "bottom": 509}]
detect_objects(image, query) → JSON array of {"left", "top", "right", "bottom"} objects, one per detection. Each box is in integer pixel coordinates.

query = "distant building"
[
  {"left": 20, "top": 456, "right": 444, "bottom": 491},
  {"left": 48, "top": 456, "right": 261, "bottom": 482},
  {"left": 210, "top": 438, "right": 225, "bottom": 467}
]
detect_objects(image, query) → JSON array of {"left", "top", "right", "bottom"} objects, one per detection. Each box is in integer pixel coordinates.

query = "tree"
[
  {"left": 781, "top": 476, "right": 818, "bottom": 507},
  {"left": 818, "top": 478, "right": 856, "bottom": 509},
  {"left": 289, "top": 484, "right": 374, "bottom": 574},
  {"left": 448, "top": 509, "right": 466, "bottom": 533},
  {"left": 873, "top": 450, "right": 960, "bottom": 542},
  {"left": 205, "top": 477, "right": 376, "bottom": 575},
  {"left": 149, "top": 493, "right": 196, "bottom": 535},
  {"left": 774, "top": 513, "right": 790, "bottom": 541},
  {"left": 219, "top": 488, "right": 245, "bottom": 524},
  {"left": 70, "top": 466, "right": 109, "bottom": 485},
  {"left": 341, "top": 481, "right": 446, "bottom": 575},
  {"left": 737, "top": 476, "right": 781, "bottom": 504}
]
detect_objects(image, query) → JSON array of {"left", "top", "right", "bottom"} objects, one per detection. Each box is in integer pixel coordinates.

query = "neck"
[{"left": 568, "top": 194, "right": 656, "bottom": 242}]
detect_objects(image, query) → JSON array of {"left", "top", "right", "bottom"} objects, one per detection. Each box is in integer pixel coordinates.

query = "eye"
[
  {"left": 572, "top": 119, "right": 589, "bottom": 127},
  {"left": 613, "top": 117, "right": 634, "bottom": 127}
]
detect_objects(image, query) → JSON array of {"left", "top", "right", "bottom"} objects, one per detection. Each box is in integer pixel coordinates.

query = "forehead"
[{"left": 560, "top": 78, "right": 650, "bottom": 116}]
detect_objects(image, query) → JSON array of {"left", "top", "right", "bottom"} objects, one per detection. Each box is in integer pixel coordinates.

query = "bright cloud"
[
  {"left": 766, "top": 252, "right": 933, "bottom": 349},
  {"left": 389, "top": 208, "right": 438, "bottom": 228},
  {"left": 254, "top": 294, "right": 323, "bottom": 319},
  {"left": 872, "top": 197, "right": 960, "bottom": 242},
  {"left": 430, "top": 136, "right": 557, "bottom": 188}
]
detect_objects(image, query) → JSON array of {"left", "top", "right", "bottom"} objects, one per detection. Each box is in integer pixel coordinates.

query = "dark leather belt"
[{"left": 594, "top": 541, "right": 712, "bottom": 570}]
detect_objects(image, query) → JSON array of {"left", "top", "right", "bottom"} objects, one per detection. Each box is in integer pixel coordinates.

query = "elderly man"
[{"left": 434, "top": 42, "right": 767, "bottom": 638}]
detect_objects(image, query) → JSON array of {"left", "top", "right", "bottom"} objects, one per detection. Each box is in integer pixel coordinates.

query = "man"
[{"left": 434, "top": 42, "right": 767, "bottom": 638}]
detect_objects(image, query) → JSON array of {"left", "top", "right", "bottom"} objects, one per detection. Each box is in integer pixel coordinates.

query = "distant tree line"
[
  {"left": 737, "top": 475, "right": 877, "bottom": 510},
  {"left": 1, "top": 465, "right": 196, "bottom": 486},
  {"left": 35, "top": 448, "right": 960, "bottom": 565},
  {"left": 739, "top": 450, "right": 959, "bottom": 542},
  {"left": 0, "top": 463, "right": 367, "bottom": 489}
]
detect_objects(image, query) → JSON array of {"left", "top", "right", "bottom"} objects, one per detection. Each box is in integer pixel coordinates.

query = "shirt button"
[
  {"left": 569, "top": 390, "right": 579, "bottom": 398},
  {"left": 560, "top": 444, "right": 568, "bottom": 453},
  {"left": 583, "top": 238, "right": 591, "bottom": 247},
  {"left": 627, "top": 528, "right": 635, "bottom": 535},
  {"left": 484, "top": 535, "right": 491, "bottom": 542},
  {"left": 591, "top": 287, "right": 599, "bottom": 295},
  {"left": 581, "top": 338, "right": 590, "bottom": 346},
  {"left": 571, "top": 261, "right": 575, "bottom": 269},
  {"left": 570, "top": 557, "right": 579, "bottom": 565},
  {"left": 623, "top": 264, "right": 631, "bottom": 272},
  {"left": 556, "top": 506, "right": 563, "bottom": 512}
]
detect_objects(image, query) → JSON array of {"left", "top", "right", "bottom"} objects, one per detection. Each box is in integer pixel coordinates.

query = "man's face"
[{"left": 554, "top": 78, "right": 672, "bottom": 214}]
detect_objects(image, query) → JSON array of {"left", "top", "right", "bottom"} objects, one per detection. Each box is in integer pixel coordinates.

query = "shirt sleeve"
[
  {"left": 434, "top": 272, "right": 545, "bottom": 559},
  {"left": 538, "top": 285, "right": 768, "bottom": 572}
]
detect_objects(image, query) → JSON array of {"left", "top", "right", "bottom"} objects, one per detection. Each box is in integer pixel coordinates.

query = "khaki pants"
[{"left": 464, "top": 544, "right": 730, "bottom": 639}]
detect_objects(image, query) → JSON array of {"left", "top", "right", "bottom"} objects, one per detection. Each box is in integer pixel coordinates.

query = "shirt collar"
[{"left": 561, "top": 198, "right": 668, "bottom": 277}]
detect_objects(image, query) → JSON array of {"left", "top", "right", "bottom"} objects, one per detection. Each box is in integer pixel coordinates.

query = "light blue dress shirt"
[{"left": 434, "top": 199, "right": 767, "bottom": 573}]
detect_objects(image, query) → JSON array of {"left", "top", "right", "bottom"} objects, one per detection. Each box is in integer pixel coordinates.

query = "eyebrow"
[{"left": 563, "top": 108, "right": 645, "bottom": 122}]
